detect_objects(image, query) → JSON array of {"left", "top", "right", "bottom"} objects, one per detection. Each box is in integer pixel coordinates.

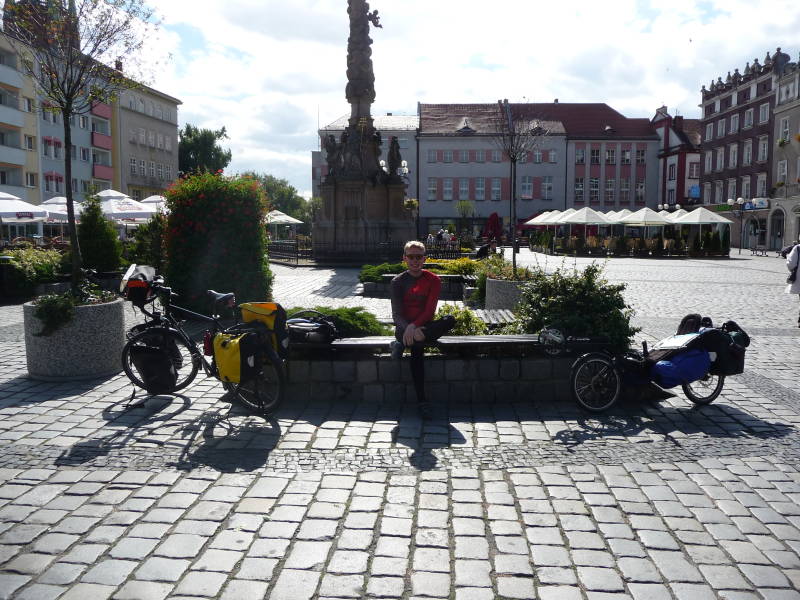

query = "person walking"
[
  {"left": 786, "top": 242, "right": 800, "bottom": 328},
  {"left": 475, "top": 238, "right": 497, "bottom": 259},
  {"left": 390, "top": 241, "right": 455, "bottom": 418}
]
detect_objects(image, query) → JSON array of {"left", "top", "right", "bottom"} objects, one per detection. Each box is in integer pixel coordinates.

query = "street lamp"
[{"left": 727, "top": 197, "right": 745, "bottom": 255}]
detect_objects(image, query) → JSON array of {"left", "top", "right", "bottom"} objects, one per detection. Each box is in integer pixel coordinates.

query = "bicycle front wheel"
[
  {"left": 224, "top": 348, "right": 285, "bottom": 417},
  {"left": 571, "top": 352, "right": 621, "bottom": 413},
  {"left": 122, "top": 327, "right": 200, "bottom": 392}
]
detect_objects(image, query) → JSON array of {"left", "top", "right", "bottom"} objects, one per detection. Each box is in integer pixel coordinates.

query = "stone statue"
[
  {"left": 346, "top": 0, "right": 379, "bottom": 122},
  {"left": 323, "top": 134, "right": 340, "bottom": 178},
  {"left": 387, "top": 136, "right": 402, "bottom": 178}
]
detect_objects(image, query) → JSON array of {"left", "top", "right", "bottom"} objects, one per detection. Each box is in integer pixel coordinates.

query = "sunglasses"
[{"left": 404, "top": 254, "right": 425, "bottom": 260}]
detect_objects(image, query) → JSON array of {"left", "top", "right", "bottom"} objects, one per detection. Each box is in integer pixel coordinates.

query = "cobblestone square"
[{"left": 1, "top": 251, "right": 799, "bottom": 598}]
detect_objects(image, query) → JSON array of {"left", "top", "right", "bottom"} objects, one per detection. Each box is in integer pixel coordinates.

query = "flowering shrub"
[
  {"left": 4, "top": 247, "right": 63, "bottom": 296},
  {"left": 164, "top": 172, "right": 272, "bottom": 311}
]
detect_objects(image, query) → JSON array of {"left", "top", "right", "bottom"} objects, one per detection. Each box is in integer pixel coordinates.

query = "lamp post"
[{"left": 727, "top": 197, "right": 745, "bottom": 255}]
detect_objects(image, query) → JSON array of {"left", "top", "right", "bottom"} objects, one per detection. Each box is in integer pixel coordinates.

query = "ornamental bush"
[
  {"left": 434, "top": 304, "right": 487, "bottom": 336},
  {"left": 3, "top": 247, "right": 63, "bottom": 296},
  {"left": 164, "top": 172, "right": 272, "bottom": 311},
  {"left": 284, "top": 305, "right": 390, "bottom": 337},
  {"left": 128, "top": 210, "right": 167, "bottom": 271},
  {"left": 504, "top": 262, "right": 639, "bottom": 351},
  {"left": 78, "top": 195, "right": 122, "bottom": 272}
]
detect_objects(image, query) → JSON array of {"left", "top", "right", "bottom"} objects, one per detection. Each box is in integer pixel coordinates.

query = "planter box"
[
  {"left": 24, "top": 298, "right": 126, "bottom": 381},
  {"left": 485, "top": 278, "right": 526, "bottom": 311}
]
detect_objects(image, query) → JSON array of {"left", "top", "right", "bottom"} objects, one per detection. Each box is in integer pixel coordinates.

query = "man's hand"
[
  {"left": 413, "top": 328, "right": 426, "bottom": 342},
  {"left": 403, "top": 324, "right": 416, "bottom": 346}
]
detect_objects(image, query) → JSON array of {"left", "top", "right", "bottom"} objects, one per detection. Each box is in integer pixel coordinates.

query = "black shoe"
[{"left": 390, "top": 340, "right": 404, "bottom": 360}]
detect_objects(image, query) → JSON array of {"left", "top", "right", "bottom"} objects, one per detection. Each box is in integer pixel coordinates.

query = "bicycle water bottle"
[{"left": 203, "top": 330, "right": 214, "bottom": 356}]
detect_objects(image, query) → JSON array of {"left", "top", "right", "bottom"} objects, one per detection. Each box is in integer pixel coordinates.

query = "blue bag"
[{"left": 650, "top": 349, "right": 711, "bottom": 389}]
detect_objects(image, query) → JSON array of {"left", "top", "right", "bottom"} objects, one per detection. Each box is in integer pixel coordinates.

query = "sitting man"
[
  {"left": 390, "top": 241, "right": 455, "bottom": 418},
  {"left": 475, "top": 238, "right": 498, "bottom": 259}
]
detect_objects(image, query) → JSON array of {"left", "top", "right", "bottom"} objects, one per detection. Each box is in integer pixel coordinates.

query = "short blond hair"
[{"left": 404, "top": 240, "right": 425, "bottom": 255}]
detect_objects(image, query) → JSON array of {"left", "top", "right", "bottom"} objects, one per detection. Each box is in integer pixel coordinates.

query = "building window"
[
  {"left": 668, "top": 164, "right": 676, "bottom": 181},
  {"left": 743, "top": 108, "right": 754, "bottom": 128},
  {"left": 590, "top": 149, "right": 600, "bottom": 165},
  {"left": 491, "top": 150, "right": 502, "bottom": 163},
  {"left": 72, "top": 178, "right": 78, "bottom": 192},
  {"left": 756, "top": 173, "right": 766, "bottom": 197},
  {"left": 459, "top": 150, "right": 468, "bottom": 163},
  {"left": 717, "top": 119, "right": 725, "bottom": 137},
  {"left": 519, "top": 152, "right": 527, "bottom": 163},
  {"left": 715, "top": 147, "right": 724, "bottom": 171},
  {"left": 758, "top": 103, "right": 769, "bottom": 124},
  {"left": 132, "top": 189, "right": 142, "bottom": 201},
  {"left": 620, "top": 179, "right": 630, "bottom": 202},
  {"left": 491, "top": 178, "right": 501, "bottom": 200},
  {"left": 44, "top": 178, "right": 51, "bottom": 192},
  {"left": 443, "top": 178, "right": 453, "bottom": 200},
  {"left": 165, "top": 137, "right": 172, "bottom": 152},
  {"left": 24, "top": 135, "right": 35, "bottom": 150},
  {"left": 427, "top": 149, "right": 437, "bottom": 163},
  {"left": 443, "top": 150, "right": 453, "bottom": 163},
  {"left": 53, "top": 144, "right": 60, "bottom": 159},
  {"left": 714, "top": 181, "right": 723, "bottom": 204},
  {"left": 475, "top": 177, "right": 485, "bottom": 201},
  {"left": 780, "top": 117, "right": 790, "bottom": 141},
  {"left": 459, "top": 178, "right": 469, "bottom": 199},
  {"left": 139, "top": 160, "right": 146, "bottom": 176},
  {"left": 130, "top": 158, "right": 137, "bottom": 175},
  {"left": 741, "top": 177, "right": 750, "bottom": 200},
  {"left": 81, "top": 180, "right": 90, "bottom": 193},
  {"left": 605, "top": 178, "right": 615, "bottom": 202},
  {"left": 705, "top": 123, "right": 713, "bottom": 141},
  {"left": 80, "top": 115, "right": 88, "bottom": 129},
  {"left": 605, "top": 149, "right": 616, "bottom": 164},
  {"left": 80, "top": 147, "right": 90, "bottom": 161},
  {"left": 729, "top": 114, "right": 739, "bottom": 133},
  {"left": 727, "top": 179, "right": 736, "bottom": 200},
  {"left": 149, "top": 161, "right": 156, "bottom": 177},
  {"left": 757, "top": 136, "right": 768, "bottom": 162},
  {"left": 157, "top": 133, "right": 164, "bottom": 149},
  {"left": 25, "top": 172, "right": 36, "bottom": 187},
  {"left": 574, "top": 177, "right": 584, "bottom": 202},
  {"left": 148, "top": 131, "right": 155, "bottom": 147},
  {"left": 667, "top": 189, "right": 675, "bottom": 204},
  {"left": 575, "top": 148, "right": 585, "bottom": 164},
  {"left": 533, "top": 150, "right": 542, "bottom": 164},
  {"left": 703, "top": 182, "right": 711, "bottom": 203},
  {"left": 636, "top": 149, "right": 646, "bottom": 165},
  {"left": 635, "top": 180, "right": 645, "bottom": 202},
  {"left": 23, "top": 97, "right": 33, "bottom": 112},
  {"left": 139, "top": 128, "right": 146, "bottom": 144},
  {"left": 621, "top": 150, "right": 631, "bottom": 165},
  {"left": 158, "top": 163, "right": 164, "bottom": 180},
  {"left": 549, "top": 150, "right": 557, "bottom": 164},
  {"left": 475, "top": 150, "right": 484, "bottom": 163},
  {"left": 688, "top": 163, "right": 699, "bottom": 179},
  {"left": 729, "top": 144, "right": 738, "bottom": 169},
  {"left": 542, "top": 176, "right": 553, "bottom": 200},
  {"left": 42, "top": 140, "right": 50, "bottom": 157},
  {"left": 743, "top": 140, "right": 752, "bottom": 166},
  {"left": 166, "top": 165, "right": 172, "bottom": 180},
  {"left": 777, "top": 159, "right": 788, "bottom": 183},
  {"left": 70, "top": 145, "right": 76, "bottom": 159},
  {"left": 705, "top": 150, "right": 712, "bottom": 172},
  {"left": 521, "top": 175, "right": 532, "bottom": 199},
  {"left": 589, "top": 178, "right": 599, "bottom": 202},
  {"left": 427, "top": 178, "right": 437, "bottom": 200}
]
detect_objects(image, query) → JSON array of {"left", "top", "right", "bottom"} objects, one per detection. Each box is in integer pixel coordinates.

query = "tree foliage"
[
  {"left": 4, "top": 0, "right": 158, "bottom": 289},
  {"left": 77, "top": 195, "right": 122, "bottom": 272},
  {"left": 178, "top": 124, "right": 232, "bottom": 174},
  {"left": 163, "top": 172, "right": 272, "bottom": 311},
  {"left": 129, "top": 210, "right": 167, "bottom": 271}
]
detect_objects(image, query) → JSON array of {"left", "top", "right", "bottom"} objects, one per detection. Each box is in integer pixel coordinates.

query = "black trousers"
[{"left": 395, "top": 315, "right": 456, "bottom": 406}]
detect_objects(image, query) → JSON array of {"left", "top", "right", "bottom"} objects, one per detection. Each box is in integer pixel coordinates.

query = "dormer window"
[{"left": 456, "top": 117, "right": 475, "bottom": 134}]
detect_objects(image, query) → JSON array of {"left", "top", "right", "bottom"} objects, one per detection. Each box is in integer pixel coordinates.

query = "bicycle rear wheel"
[
  {"left": 122, "top": 327, "right": 200, "bottom": 391},
  {"left": 223, "top": 348, "right": 285, "bottom": 417},
  {"left": 682, "top": 374, "right": 725, "bottom": 405},
  {"left": 571, "top": 352, "right": 621, "bottom": 413}
]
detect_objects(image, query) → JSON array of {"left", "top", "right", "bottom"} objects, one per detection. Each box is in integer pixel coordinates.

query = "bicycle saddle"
[{"left": 206, "top": 290, "right": 236, "bottom": 305}]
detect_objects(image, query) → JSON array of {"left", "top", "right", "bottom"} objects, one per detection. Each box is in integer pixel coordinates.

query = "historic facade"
[{"left": 651, "top": 106, "right": 701, "bottom": 207}]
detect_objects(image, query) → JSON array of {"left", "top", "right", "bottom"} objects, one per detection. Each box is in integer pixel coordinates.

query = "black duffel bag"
[{"left": 286, "top": 310, "right": 339, "bottom": 345}]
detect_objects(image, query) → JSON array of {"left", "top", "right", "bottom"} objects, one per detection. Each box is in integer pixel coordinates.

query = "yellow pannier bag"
[
  {"left": 239, "top": 302, "right": 288, "bottom": 358},
  {"left": 213, "top": 332, "right": 261, "bottom": 384}
]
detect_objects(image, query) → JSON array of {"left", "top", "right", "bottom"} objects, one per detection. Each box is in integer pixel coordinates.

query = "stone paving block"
[
  {"left": 0, "top": 574, "right": 30, "bottom": 599},
  {"left": 235, "top": 557, "right": 278, "bottom": 581},
  {"left": 496, "top": 575, "right": 535, "bottom": 599},
  {"left": 31, "top": 533, "right": 80, "bottom": 554},
  {"left": 14, "top": 583, "right": 66, "bottom": 600},
  {"left": 537, "top": 586, "right": 583, "bottom": 600},
  {"left": 37, "top": 562, "right": 85, "bottom": 585},
  {"left": 193, "top": 549, "right": 242, "bottom": 572},
  {"left": 57, "top": 583, "right": 115, "bottom": 600},
  {"left": 577, "top": 567, "right": 625, "bottom": 592},
  {"left": 648, "top": 550, "right": 704, "bottom": 583},
  {"left": 109, "top": 537, "right": 159, "bottom": 560},
  {"left": 739, "top": 564, "right": 791, "bottom": 588},
  {"left": 266, "top": 569, "right": 320, "bottom": 600},
  {"left": 155, "top": 534, "right": 208, "bottom": 558},
  {"left": 626, "top": 583, "right": 673, "bottom": 600},
  {"left": 537, "top": 567, "right": 578, "bottom": 586},
  {"left": 134, "top": 557, "right": 191, "bottom": 582},
  {"left": 668, "top": 583, "right": 718, "bottom": 600},
  {"left": 283, "top": 540, "right": 332, "bottom": 570},
  {"left": 411, "top": 571, "right": 450, "bottom": 598},
  {"left": 174, "top": 571, "right": 227, "bottom": 597},
  {"left": 81, "top": 559, "right": 137, "bottom": 586},
  {"left": 318, "top": 574, "right": 364, "bottom": 597},
  {"left": 699, "top": 564, "right": 752, "bottom": 590},
  {"left": 3, "top": 552, "right": 55, "bottom": 575},
  {"left": 367, "top": 576, "right": 405, "bottom": 598},
  {"left": 454, "top": 559, "right": 492, "bottom": 587}
]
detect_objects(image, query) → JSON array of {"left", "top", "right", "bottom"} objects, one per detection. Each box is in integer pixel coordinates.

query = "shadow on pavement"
[{"left": 391, "top": 422, "right": 466, "bottom": 471}]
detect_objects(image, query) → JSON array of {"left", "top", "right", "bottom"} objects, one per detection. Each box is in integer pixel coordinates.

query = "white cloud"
[{"left": 142, "top": 0, "right": 800, "bottom": 198}]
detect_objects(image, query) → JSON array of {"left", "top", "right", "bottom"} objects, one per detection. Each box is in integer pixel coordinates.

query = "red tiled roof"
[
  {"left": 419, "top": 103, "right": 657, "bottom": 139},
  {"left": 678, "top": 118, "right": 702, "bottom": 147}
]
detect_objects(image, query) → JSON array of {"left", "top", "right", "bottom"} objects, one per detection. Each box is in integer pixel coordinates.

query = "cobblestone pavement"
[{"left": 1, "top": 253, "right": 800, "bottom": 599}]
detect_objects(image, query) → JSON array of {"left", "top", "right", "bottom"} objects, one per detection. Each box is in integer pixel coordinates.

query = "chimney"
[
  {"left": 554, "top": 98, "right": 559, "bottom": 103},
  {"left": 674, "top": 115, "right": 684, "bottom": 129},
  {"left": 386, "top": 112, "right": 392, "bottom": 116},
  {"left": 114, "top": 58, "right": 123, "bottom": 72}
]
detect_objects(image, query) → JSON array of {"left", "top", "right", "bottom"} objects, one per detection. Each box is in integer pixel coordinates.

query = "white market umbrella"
[
  {"left": 619, "top": 207, "right": 672, "bottom": 226},
  {"left": 560, "top": 207, "right": 611, "bottom": 225},
  {"left": 668, "top": 208, "right": 688, "bottom": 221},
  {"left": 0, "top": 196, "right": 48, "bottom": 219},
  {"left": 265, "top": 210, "right": 302, "bottom": 225},
  {"left": 658, "top": 209, "right": 670, "bottom": 218},
  {"left": 45, "top": 201, "right": 82, "bottom": 221},
  {"left": 95, "top": 189, "right": 130, "bottom": 201},
  {"left": 524, "top": 210, "right": 560, "bottom": 225},
  {"left": 616, "top": 209, "right": 632, "bottom": 218},
  {"left": 42, "top": 196, "right": 68, "bottom": 205},
  {"left": 141, "top": 195, "right": 166, "bottom": 204},
  {"left": 671, "top": 207, "right": 732, "bottom": 225},
  {"left": 93, "top": 197, "right": 156, "bottom": 220}
]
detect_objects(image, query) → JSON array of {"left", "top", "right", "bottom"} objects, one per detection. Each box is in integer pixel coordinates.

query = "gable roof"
[{"left": 419, "top": 103, "right": 656, "bottom": 139}]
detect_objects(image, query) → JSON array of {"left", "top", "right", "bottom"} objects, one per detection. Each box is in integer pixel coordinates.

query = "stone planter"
[
  {"left": 24, "top": 298, "right": 126, "bottom": 381},
  {"left": 485, "top": 278, "right": 527, "bottom": 311}
]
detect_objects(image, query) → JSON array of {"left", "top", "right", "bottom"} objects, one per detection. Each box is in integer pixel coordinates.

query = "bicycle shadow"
[{"left": 390, "top": 419, "right": 466, "bottom": 471}]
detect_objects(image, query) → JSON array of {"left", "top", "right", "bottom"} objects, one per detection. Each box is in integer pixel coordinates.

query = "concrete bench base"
[{"left": 285, "top": 355, "right": 572, "bottom": 404}]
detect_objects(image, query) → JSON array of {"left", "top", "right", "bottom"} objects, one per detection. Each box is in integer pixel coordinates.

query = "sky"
[{"left": 145, "top": 0, "right": 800, "bottom": 199}]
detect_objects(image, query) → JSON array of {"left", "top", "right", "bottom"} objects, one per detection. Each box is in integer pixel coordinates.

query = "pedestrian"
[
  {"left": 389, "top": 240, "right": 455, "bottom": 419},
  {"left": 475, "top": 238, "right": 498, "bottom": 259},
  {"left": 786, "top": 241, "right": 800, "bottom": 328},
  {"left": 426, "top": 232, "right": 435, "bottom": 246}
]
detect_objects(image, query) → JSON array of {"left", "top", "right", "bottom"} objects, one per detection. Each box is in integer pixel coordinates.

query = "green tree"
[
  {"left": 244, "top": 173, "right": 305, "bottom": 216},
  {"left": 5, "top": 0, "right": 159, "bottom": 290},
  {"left": 178, "top": 124, "right": 233, "bottom": 174},
  {"left": 78, "top": 195, "right": 122, "bottom": 272},
  {"left": 129, "top": 210, "right": 166, "bottom": 271}
]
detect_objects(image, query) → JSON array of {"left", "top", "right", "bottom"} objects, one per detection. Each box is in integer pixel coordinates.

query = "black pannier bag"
[
  {"left": 286, "top": 310, "right": 339, "bottom": 345},
  {"left": 121, "top": 264, "right": 156, "bottom": 308},
  {"left": 128, "top": 344, "right": 178, "bottom": 394}
]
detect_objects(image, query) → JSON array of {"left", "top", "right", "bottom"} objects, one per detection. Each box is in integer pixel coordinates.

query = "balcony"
[
  {"left": 0, "top": 63, "right": 22, "bottom": 88},
  {"left": 0, "top": 184, "right": 28, "bottom": 199},
  {"left": 0, "top": 143, "right": 26, "bottom": 165},
  {"left": 92, "top": 131, "right": 113, "bottom": 150},
  {"left": 93, "top": 163, "right": 114, "bottom": 180},
  {"left": 0, "top": 103, "right": 23, "bottom": 128},
  {"left": 91, "top": 102, "right": 112, "bottom": 119}
]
